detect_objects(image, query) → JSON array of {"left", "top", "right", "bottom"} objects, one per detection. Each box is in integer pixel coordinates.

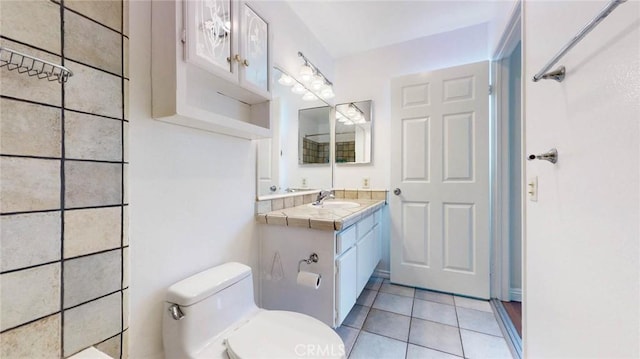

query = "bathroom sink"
[{"left": 308, "top": 201, "right": 361, "bottom": 209}]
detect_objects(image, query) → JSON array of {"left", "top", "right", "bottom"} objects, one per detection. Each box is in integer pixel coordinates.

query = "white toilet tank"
[{"left": 162, "top": 262, "right": 259, "bottom": 358}]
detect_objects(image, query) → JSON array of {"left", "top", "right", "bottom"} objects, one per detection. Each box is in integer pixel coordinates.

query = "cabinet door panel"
[
  {"left": 336, "top": 247, "right": 357, "bottom": 326},
  {"left": 356, "top": 229, "right": 376, "bottom": 294},
  {"left": 186, "top": 0, "right": 234, "bottom": 77},
  {"left": 241, "top": 4, "right": 269, "bottom": 93}
]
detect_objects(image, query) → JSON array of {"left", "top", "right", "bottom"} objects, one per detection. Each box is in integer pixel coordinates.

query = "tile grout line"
[
  {"left": 119, "top": 0, "right": 126, "bottom": 356},
  {"left": 59, "top": 0, "right": 66, "bottom": 355}
]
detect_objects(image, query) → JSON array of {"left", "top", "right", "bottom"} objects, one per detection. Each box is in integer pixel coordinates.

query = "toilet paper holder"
[{"left": 298, "top": 253, "right": 319, "bottom": 273}]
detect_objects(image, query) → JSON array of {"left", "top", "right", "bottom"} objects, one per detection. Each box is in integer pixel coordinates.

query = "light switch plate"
[{"left": 528, "top": 176, "right": 538, "bottom": 202}]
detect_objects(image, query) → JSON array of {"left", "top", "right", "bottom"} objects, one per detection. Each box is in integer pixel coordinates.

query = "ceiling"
[{"left": 286, "top": 1, "right": 508, "bottom": 59}]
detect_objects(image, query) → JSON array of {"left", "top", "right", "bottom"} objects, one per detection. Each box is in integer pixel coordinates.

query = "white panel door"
[{"left": 390, "top": 61, "right": 490, "bottom": 298}]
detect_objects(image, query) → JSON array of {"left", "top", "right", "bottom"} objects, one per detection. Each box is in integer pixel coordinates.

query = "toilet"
[{"left": 162, "top": 262, "right": 345, "bottom": 358}]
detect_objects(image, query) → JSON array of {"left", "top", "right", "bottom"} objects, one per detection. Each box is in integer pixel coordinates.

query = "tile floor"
[{"left": 334, "top": 277, "right": 513, "bottom": 359}]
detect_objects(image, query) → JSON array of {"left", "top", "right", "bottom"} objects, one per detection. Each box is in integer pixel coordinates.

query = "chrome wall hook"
[{"left": 528, "top": 148, "right": 558, "bottom": 164}]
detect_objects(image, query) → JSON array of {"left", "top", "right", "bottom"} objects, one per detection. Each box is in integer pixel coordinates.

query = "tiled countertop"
[{"left": 256, "top": 199, "right": 386, "bottom": 231}]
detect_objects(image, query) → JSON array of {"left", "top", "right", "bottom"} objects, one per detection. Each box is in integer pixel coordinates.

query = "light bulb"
[
  {"left": 320, "top": 86, "right": 335, "bottom": 99},
  {"left": 299, "top": 65, "right": 313, "bottom": 82},
  {"left": 302, "top": 91, "right": 317, "bottom": 101},
  {"left": 291, "top": 83, "right": 306, "bottom": 94},
  {"left": 278, "top": 73, "right": 295, "bottom": 86},
  {"left": 310, "top": 75, "right": 324, "bottom": 90},
  {"left": 344, "top": 120, "right": 354, "bottom": 126},
  {"left": 347, "top": 106, "right": 357, "bottom": 118}
]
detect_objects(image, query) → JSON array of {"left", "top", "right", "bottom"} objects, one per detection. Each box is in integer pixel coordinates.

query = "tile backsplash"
[
  {"left": 0, "top": 1, "right": 129, "bottom": 358},
  {"left": 256, "top": 189, "right": 388, "bottom": 214}
]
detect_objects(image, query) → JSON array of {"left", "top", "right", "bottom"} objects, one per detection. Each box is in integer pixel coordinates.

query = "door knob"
[
  {"left": 393, "top": 188, "right": 402, "bottom": 195},
  {"left": 528, "top": 148, "right": 558, "bottom": 164}
]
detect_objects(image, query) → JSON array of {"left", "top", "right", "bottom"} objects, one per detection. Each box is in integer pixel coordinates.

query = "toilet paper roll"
[{"left": 297, "top": 271, "right": 322, "bottom": 289}]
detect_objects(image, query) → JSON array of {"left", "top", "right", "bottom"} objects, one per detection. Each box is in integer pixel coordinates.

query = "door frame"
[{"left": 490, "top": 1, "right": 522, "bottom": 301}]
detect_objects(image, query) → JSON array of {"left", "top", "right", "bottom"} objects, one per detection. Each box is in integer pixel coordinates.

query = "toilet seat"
[{"left": 225, "top": 310, "right": 345, "bottom": 359}]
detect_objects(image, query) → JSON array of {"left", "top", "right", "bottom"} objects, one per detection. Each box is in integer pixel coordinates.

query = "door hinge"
[{"left": 488, "top": 84, "right": 493, "bottom": 95}]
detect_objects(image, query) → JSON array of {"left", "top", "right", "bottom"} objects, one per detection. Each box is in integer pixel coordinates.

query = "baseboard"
[
  {"left": 510, "top": 288, "right": 522, "bottom": 302},
  {"left": 373, "top": 269, "right": 390, "bottom": 279}
]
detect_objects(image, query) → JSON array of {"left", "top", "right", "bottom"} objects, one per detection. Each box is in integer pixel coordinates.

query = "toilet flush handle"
[{"left": 168, "top": 304, "right": 185, "bottom": 320}]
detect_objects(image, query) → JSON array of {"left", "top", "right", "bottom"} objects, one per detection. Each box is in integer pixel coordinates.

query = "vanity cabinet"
[
  {"left": 151, "top": 0, "right": 271, "bottom": 139},
  {"left": 259, "top": 209, "right": 383, "bottom": 328}
]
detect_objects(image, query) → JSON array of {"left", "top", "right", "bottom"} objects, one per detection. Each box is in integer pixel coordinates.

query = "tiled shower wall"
[{"left": 0, "top": 1, "right": 129, "bottom": 358}]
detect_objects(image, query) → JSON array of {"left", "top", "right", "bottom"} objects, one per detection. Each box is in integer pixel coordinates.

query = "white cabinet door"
[
  {"left": 335, "top": 246, "right": 357, "bottom": 326},
  {"left": 356, "top": 229, "right": 376, "bottom": 294},
  {"left": 239, "top": 3, "right": 269, "bottom": 97}
]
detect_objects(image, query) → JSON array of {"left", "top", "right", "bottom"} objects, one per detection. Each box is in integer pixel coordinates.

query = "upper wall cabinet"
[{"left": 151, "top": 0, "right": 272, "bottom": 139}]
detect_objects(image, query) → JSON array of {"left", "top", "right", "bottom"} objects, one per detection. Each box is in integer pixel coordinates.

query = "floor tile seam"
[
  {"left": 359, "top": 328, "right": 409, "bottom": 345},
  {"left": 453, "top": 301, "right": 466, "bottom": 358},
  {"left": 369, "top": 306, "right": 412, "bottom": 319},
  {"left": 378, "top": 289, "right": 415, "bottom": 298},
  {"left": 459, "top": 326, "right": 506, "bottom": 339},
  {"left": 413, "top": 296, "right": 457, "bottom": 308},
  {"left": 408, "top": 342, "right": 465, "bottom": 358},
  {"left": 411, "top": 316, "right": 460, "bottom": 330}
]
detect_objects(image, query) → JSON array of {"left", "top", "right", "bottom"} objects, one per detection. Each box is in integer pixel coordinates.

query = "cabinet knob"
[
  {"left": 234, "top": 54, "right": 242, "bottom": 63},
  {"left": 226, "top": 57, "right": 231, "bottom": 63},
  {"left": 242, "top": 59, "right": 249, "bottom": 67}
]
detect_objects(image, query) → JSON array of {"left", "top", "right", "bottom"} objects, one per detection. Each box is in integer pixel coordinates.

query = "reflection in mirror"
[
  {"left": 299, "top": 106, "right": 331, "bottom": 165},
  {"left": 256, "top": 67, "right": 333, "bottom": 197},
  {"left": 335, "top": 100, "right": 372, "bottom": 164}
]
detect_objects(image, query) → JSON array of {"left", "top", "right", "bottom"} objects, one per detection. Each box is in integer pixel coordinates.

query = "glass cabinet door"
[
  {"left": 241, "top": 4, "right": 269, "bottom": 93},
  {"left": 192, "top": 0, "right": 233, "bottom": 74}
]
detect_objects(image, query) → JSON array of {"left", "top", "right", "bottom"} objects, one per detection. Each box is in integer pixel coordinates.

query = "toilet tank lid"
[{"left": 166, "top": 262, "right": 252, "bottom": 306}]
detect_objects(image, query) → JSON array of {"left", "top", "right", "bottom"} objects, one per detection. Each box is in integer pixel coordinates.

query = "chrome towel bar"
[{"left": 532, "top": 0, "right": 627, "bottom": 83}]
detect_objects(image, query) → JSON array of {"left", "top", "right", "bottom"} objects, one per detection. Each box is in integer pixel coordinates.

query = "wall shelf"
[{"left": 0, "top": 46, "right": 73, "bottom": 83}]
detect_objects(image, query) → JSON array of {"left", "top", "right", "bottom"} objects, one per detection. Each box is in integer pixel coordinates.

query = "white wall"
[
  {"left": 333, "top": 23, "right": 490, "bottom": 272},
  {"left": 128, "top": 2, "right": 335, "bottom": 358},
  {"left": 129, "top": 2, "right": 258, "bottom": 358},
  {"left": 523, "top": 1, "right": 639, "bottom": 357}
]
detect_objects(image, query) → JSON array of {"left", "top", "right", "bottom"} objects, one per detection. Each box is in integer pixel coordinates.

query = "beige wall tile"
[
  {"left": 372, "top": 191, "right": 387, "bottom": 201},
  {"left": 256, "top": 200, "right": 271, "bottom": 214},
  {"left": 271, "top": 198, "right": 284, "bottom": 211},
  {"left": 256, "top": 214, "right": 267, "bottom": 224},
  {"left": 65, "top": 111, "right": 122, "bottom": 161},
  {"left": 266, "top": 214, "right": 287, "bottom": 226},
  {"left": 123, "top": 163, "right": 129, "bottom": 204},
  {"left": 65, "top": 61, "right": 122, "bottom": 119},
  {"left": 0, "top": 157, "right": 60, "bottom": 213},
  {"left": 64, "top": 207, "right": 121, "bottom": 258},
  {"left": 123, "top": 37, "right": 129, "bottom": 78},
  {"left": 0, "top": 40, "right": 62, "bottom": 106},
  {"left": 0, "top": 0, "right": 61, "bottom": 54},
  {"left": 123, "top": 247, "right": 129, "bottom": 288},
  {"left": 65, "top": 0, "right": 123, "bottom": 32},
  {"left": 123, "top": 288, "right": 129, "bottom": 329},
  {"left": 333, "top": 190, "right": 345, "bottom": 199},
  {"left": 344, "top": 190, "right": 358, "bottom": 199},
  {"left": 310, "top": 219, "right": 336, "bottom": 231},
  {"left": 303, "top": 194, "right": 314, "bottom": 204},
  {"left": 0, "top": 314, "right": 61, "bottom": 358},
  {"left": 357, "top": 190, "right": 372, "bottom": 199},
  {"left": 124, "top": 79, "right": 129, "bottom": 120},
  {"left": 284, "top": 196, "right": 294, "bottom": 208},
  {"left": 65, "top": 161, "right": 122, "bottom": 208},
  {"left": 0, "top": 263, "right": 61, "bottom": 331},
  {"left": 123, "top": 121, "right": 129, "bottom": 162},
  {"left": 1, "top": 212, "right": 61, "bottom": 272},
  {"left": 65, "top": 11, "right": 122, "bottom": 75},
  {"left": 294, "top": 195, "right": 303, "bottom": 207},
  {"left": 122, "top": 330, "right": 129, "bottom": 359},
  {"left": 64, "top": 250, "right": 121, "bottom": 308},
  {"left": 123, "top": 0, "right": 129, "bottom": 36},
  {"left": 95, "top": 333, "right": 121, "bottom": 359},
  {"left": 287, "top": 217, "right": 310, "bottom": 228},
  {"left": 123, "top": 206, "right": 129, "bottom": 246},
  {"left": 64, "top": 293, "right": 121, "bottom": 357},
  {"left": 0, "top": 99, "right": 62, "bottom": 158}
]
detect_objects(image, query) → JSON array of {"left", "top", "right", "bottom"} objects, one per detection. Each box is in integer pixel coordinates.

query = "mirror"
[
  {"left": 335, "top": 100, "right": 372, "bottom": 164},
  {"left": 256, "top": 67, "right": 333, "bottom": 197},
  {"left": 299, "top": 106, "right": 331, "bottom": 165}
]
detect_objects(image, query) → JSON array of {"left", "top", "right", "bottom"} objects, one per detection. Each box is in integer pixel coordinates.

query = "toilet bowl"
[{"left": 162, "top": 262, "right": 345, "bottom": 359}]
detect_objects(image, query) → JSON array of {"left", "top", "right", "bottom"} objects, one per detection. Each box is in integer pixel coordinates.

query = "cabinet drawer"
[
  {"left": 357, "top": 213, "right": 375, "bottom": 236},
  {"left": 336, "top": 225, "right": 357, "bottom": 255}
]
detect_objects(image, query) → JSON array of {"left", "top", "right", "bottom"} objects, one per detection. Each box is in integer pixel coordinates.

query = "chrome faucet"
[{"left": 313, "top": 190, "right": 334, "bottom": 205}]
